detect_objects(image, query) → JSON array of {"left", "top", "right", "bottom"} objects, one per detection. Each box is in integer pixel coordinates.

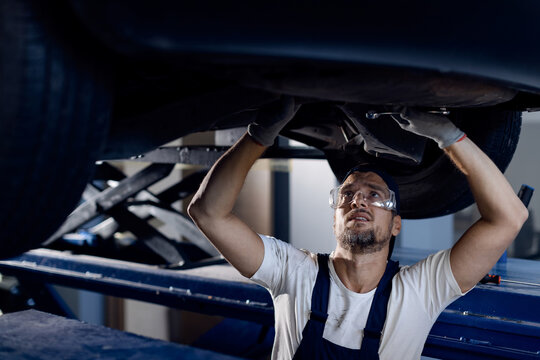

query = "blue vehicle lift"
[{"left": 0, "top": 145, "right": 538, "bottom": 359}]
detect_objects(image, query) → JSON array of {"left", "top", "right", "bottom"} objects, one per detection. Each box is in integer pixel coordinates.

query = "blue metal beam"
[{"left": 0, "top": 249, "right": 273, "bottom": 325}]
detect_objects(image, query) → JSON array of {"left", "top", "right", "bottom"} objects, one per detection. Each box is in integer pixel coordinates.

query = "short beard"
[{"left": 338, "top": 229, "right": 389, "bottom": 254}]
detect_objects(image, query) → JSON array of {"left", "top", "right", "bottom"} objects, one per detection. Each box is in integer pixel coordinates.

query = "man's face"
[{"left": 333, "top": 172, "right": 401, "bottom": 255}]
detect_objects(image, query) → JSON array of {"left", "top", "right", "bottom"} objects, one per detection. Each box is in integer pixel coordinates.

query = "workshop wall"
[
  {"left": 492, "top": 112, "right": 540, "bottom": 259},
  {"left": 290, "top": 158, "right": 336, "bottom": 253}
]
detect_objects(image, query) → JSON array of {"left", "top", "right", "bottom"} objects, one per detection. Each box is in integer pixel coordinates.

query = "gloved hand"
[
  {"left": 391, "top": 107, "right": 465, "bottom": 149},
  {"left": 247, "top": 96, "right": 298, "bottom": 147}
]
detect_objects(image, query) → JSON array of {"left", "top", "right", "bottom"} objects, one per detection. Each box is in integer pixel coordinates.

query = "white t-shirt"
[{"left": 250, "top": 235, "right": 468, "bottom": 360}]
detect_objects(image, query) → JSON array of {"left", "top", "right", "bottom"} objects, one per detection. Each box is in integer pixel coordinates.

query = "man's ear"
[{"left": 391, "top": 215, "right": 402, "bottom": 236}]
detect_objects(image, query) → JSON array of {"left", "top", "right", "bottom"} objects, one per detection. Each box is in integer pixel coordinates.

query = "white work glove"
[
  {"left": 247, "top": 96, "right": 298, "bottom": 147},
  {"left": 392, "top": 107, "right": 465, "bottom": 149}
]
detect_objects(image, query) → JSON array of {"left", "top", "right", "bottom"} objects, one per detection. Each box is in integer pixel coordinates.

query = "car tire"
[
  {"left": 327, "top": 108, "right": 521, "bottom": 219},
  {"left": 0, "top": 0, "right": 112, "bottom": 257}
]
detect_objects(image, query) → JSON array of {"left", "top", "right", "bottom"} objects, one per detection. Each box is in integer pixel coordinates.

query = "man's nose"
[{"left": 351, "top": 191, "right": 369, "bottom": 208}]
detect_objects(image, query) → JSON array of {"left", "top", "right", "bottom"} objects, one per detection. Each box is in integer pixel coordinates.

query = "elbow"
[
  {"left": 187, "top": 197, "right": 206, "bottom": 224},
  {"left": 188, "top": 196, "right": 222, "bottom": 227},
  {"left": 488, "top": 204, "right": 529, "bottom": 244},
  {"left": 506, "top": 204, "right": 529, "bottom": 235},
  {"left": 188, "top": 194, "right": 231, "bottom": 228},
  {"left": 515, "top": 204, "right": 529, "bottom": 230}
]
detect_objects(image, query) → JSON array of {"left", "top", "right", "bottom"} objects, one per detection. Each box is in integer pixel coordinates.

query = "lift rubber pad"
[{"left": 0, "top": 309, "right": 246, "bottom": 360}]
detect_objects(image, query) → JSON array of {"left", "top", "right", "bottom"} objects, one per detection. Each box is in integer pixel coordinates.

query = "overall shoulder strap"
[
  {"left": 309, "top": 253, "right": 331, "bottom": 323},
  {"left": 359, "top": 260, "right": 400, "bottom": 360}
]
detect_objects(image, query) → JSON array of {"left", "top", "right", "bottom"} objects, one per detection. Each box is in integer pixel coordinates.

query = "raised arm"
[
  {"left": 393, "top": 108, "right": 528, "bottom": 292},
  {"left": 188, "top": 97, "right": 297, "bottom": 277},
  {"left": 443, "top": 137, "right": 528, "bottom": 292}
]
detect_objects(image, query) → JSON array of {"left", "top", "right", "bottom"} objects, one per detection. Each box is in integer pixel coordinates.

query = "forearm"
[
  {"left": 444, "top": 137, "right": 528, "bottom": 230},
  {"left": 189, "top": 133, "right": 266, "bottom": 220}
]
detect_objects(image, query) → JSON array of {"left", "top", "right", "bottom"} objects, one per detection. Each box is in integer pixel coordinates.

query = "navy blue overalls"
[{"left": 292, "top": 254, "right": 400, "bottom": 360}]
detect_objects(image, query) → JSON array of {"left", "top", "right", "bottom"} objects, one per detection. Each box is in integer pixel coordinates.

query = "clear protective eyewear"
[{"left": 329, "top": 184, "right": 397, "bottom": 211}]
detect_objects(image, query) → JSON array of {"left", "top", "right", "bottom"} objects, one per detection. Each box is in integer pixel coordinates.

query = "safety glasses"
[{"left": 329, "top": 184, "right": 397, "bottom": 211}]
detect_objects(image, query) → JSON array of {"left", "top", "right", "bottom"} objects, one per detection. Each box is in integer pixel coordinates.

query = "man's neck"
[{"left": 331, "top": 246, "right": 388, "bottom": 293}]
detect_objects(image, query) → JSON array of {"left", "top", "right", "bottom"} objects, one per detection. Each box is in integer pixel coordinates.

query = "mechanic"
[{"left": 188, "top": 96, "right": 528, "bottom": 359}]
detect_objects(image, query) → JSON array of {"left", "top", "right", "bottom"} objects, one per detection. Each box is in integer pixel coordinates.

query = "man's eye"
[
  {"left": 370, "top": 191, "right": 381, "bottom": 198},
  {"left": 339, "top": 191, "right": 354, "bottom": 200}
]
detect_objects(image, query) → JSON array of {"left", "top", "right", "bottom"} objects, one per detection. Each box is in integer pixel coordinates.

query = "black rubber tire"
[
  {"left": 327, "top": 108, "right": 521, "bottom": 219},
  {"left": 0, "top": 0, "right": 112, "bottom": 257}
]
